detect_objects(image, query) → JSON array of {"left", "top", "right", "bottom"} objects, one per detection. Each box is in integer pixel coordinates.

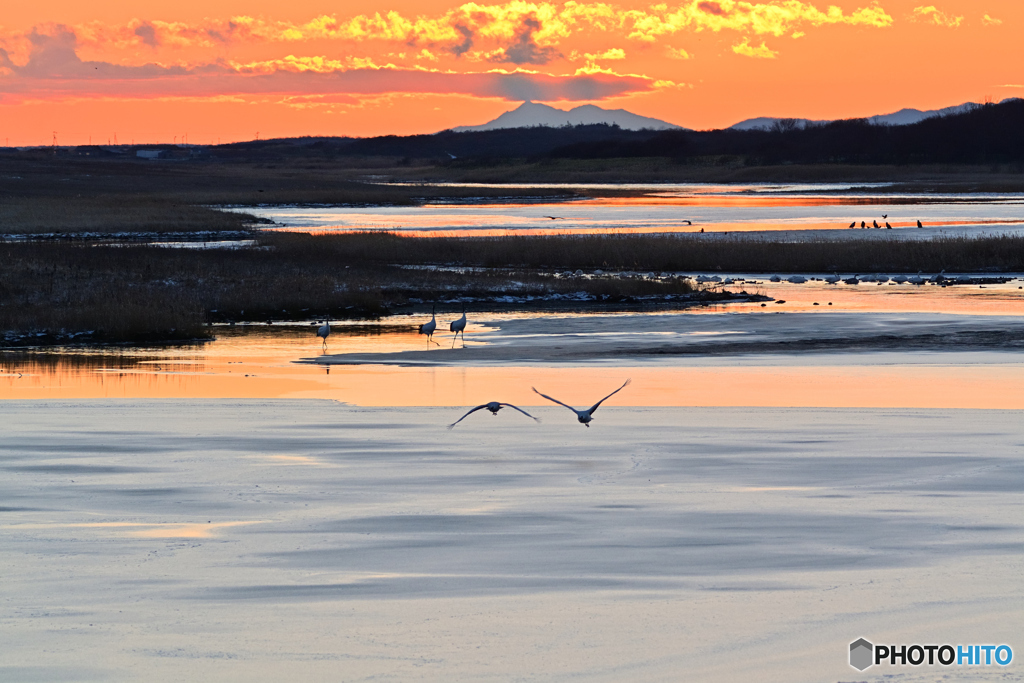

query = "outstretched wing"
[
  {"left": 499, "top": 403, "right": 540, "bottom": 422},
  {"left": 532, "top": 387, "right": 580, "bottom": 415},
  {"left": 586, "top": 379, "right": 632, "bottom": 415},
  {"left": 447, "top": 404, "right": 488, "bottom": 429}
]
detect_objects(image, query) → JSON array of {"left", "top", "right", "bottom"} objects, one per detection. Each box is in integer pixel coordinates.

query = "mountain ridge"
[{"left": 451, "top": 101, "right": 684, "bottom": 132}]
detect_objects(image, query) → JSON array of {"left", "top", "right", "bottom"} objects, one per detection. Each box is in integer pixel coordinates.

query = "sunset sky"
[{"left": 0, "top": 0, "right": 1020, "bottom": 145}]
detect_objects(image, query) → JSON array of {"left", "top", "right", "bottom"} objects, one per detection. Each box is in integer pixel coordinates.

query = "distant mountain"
[
  {"left": 452, "top": 101, "right": 683, "bottom": 132},
  {"left": 729, "top": 99, "right": 1019, "bottom": 130}
]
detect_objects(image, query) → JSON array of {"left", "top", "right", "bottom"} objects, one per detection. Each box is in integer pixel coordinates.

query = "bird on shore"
[
  {"left": 861, "top": 221, "right": 866, "bottom": 228},
  {"left": 316, "top": 320, "right": 330, "bottom": 349},
  {"left": 532, "top": 379, "right": 631, "bottom": 428},
  {"left": 873, "top": 220, "right": 880, "bottom": 228},
  {"left": 849, "top": 221, "right": 856, "bottom": 228},
  {"left": 908, "top": 271, "right": 926, "bottom": 285},
  {"left": 419, "top": 306, "right": 439, "bottom": 345},
  {"left": 917, "top": 220, "right": 924, "bottom": 228},
  {"left": 885, "top": 222, "right": 892, "bottom": 229},
  {"left": 449, "top": 306, "right": 467, "bottom": 348},
  {"left": 447, "top": 402, "right": 539, "bottom": 429}
]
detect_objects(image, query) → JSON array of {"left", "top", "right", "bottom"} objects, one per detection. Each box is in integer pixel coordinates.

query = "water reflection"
[
  {"left": 239, "top": 190, "right": 1024, "bottom": 237},
  {"left": 3, "top": 286, "right": 1024, "bottom": 408}
]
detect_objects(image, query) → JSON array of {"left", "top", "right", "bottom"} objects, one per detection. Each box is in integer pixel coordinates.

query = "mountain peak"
[{"left": 451, "top": 102, "right": 683, "bottom": 132}]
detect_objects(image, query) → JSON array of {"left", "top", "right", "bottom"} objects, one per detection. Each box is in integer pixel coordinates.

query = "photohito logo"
[{"left": 849, "top": 638, "right": 1012, "bottom": 671}]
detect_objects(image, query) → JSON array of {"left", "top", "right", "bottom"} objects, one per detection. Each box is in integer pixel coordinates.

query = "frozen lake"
[
  {"left": 235, "top": 183, "right": 1024, "bottom": 238},
  {"left": 2, "top": 402, "right": 1022, "bottom": 682}
]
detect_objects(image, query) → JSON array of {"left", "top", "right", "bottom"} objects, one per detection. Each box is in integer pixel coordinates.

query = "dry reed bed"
[
  {"left": 0, "top": 239, "right": 703, "bottom": 344},
  {"left": 262, "top": 231, "right": 1024, "bottom": 274}
]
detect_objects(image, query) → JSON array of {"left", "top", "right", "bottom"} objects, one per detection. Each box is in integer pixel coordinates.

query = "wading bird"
[
  {"left": 316, "top": 321, "right": 330, "bottom": 349},
  {"left": 419, "top": 307, "right": 439, "bottom": 345},
  {"left": 447, "top": 402, "right": 539, "bottom": 429},
  {"left": 531, "top": 379, "right": 631, "bottom": 428},
  {"left": 449, "top": 307, "right": 467, "bottom": 348}
]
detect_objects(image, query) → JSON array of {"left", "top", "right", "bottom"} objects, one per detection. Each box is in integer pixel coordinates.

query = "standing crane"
[
  {"left": 419, "top": 306, "right": 439, "bottom": 345},
  {"left": 449, "top": 307, "right": 467, "bottom": 348},
  {"left": 316, "top": 321, "right": 330, "bottom": 349}
]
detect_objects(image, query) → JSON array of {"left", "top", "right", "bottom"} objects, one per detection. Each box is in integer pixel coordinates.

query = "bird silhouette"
[
  {"left": 419, "top": 306, "right": 439, "bottom": 345},
  {"left": 316, "top": 321, "right": 330, "bottom": 349},
  {"left": 849, "top": 222, "right": 856, "bottom": 228},
  {"left": 447, "top": 402, "right": 539, "bottom": 429},
  {"left": 885, "top": 222, "right": 892, "bottom": 229},
  {"left": 532, "top": 379, "right": 631, "bottom": 427},
  {"left": 861, "top": 221, "right": 866, "bottom": 228},
  {"left": 917, "top": 220, "right": 923, "bottom": 228},
  {"left": 684, "top": 220, "right": 692, "bottom": 225},
  {"left": 449, "top": 306, "right": 467, "bottom": 348},
  {"left": 882, "top": 214, "right": 888, "bottom": 219},
  {"left": 543, "top": 215, "right": 566, "bottom": 220},
  {"left": 873, "top": 220, "right": 879, "bottom": 228}
]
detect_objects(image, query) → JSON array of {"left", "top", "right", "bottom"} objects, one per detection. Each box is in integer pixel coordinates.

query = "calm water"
[
  {"left": 4, "top": 279, "right": 1024, "bottom": 407},
  {"left": 236, "top": 183, "right": 1024, "bottom": 237}
]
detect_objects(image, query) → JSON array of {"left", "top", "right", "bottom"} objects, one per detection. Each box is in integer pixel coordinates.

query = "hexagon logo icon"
[{"left": 850, "top": 638, "right": 874, "bottom": 671}]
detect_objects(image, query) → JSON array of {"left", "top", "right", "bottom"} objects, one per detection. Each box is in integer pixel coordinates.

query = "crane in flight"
[
  {"left": 532, "top": 379, "right": 631, "bottom": 427},
  {"left": 419, "top": 306, "right": 439, "bottom": 346},
  {"left": 316, "top": 321, "right": 330, "bottom": 349},
  {"left": 448, "top": 402, "right": 539, "bottom": 429}
]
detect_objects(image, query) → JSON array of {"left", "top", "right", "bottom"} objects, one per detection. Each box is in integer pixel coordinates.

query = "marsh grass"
[
  {"left": 0, "top": 238, "right": 708, "bottom": 344},
  {"left": 260, "top": 231, "right": 1024, "bottom": 274}
]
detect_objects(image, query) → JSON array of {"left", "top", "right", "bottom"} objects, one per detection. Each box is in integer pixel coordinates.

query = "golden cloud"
[
  {"left": 911, "top": 6, "right": 963, "bottom": 28},
  {"left": 624, "top": 1, "right": 893, "bottom": 42},
  {"left": 982, "top": 14, "right": 1002, "bottom": 27},
  {"left": 732, "top": 37, "right": 778, "bottom": 58}
]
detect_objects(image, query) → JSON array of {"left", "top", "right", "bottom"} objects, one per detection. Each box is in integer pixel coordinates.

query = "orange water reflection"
[{"left": 4, "top": 309, "right": 1024, "bottom": 409}]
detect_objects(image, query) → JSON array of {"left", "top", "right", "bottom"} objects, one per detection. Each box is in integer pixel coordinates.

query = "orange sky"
[{"left": 0, "top": 0, "right": 1020, "bottom": 145}]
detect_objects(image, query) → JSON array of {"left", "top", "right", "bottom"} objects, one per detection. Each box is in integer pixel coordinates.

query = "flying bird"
[
  {"left": 684, "top": 220, "right": 692, "bottom": 225},
  {"left": 882, "top": 214, "right": 888, "bottom": 219},
  {"left": 543, "top": 215, "right": 566, "bottom": 220},
  {"left": 449, "top": 307, "right": 467, "bottom": 348},
  {"left": 531, "top": 379, "right": 631, "bottom": 428},
  {"left": 447, "top": 402, "right": 539, "bottom": 429},
  {"left": 316, "top": 321, "right": 330, "bottom": 349},
  {"left": 419, "top": 306, "right": 439, "bottom": 345}
]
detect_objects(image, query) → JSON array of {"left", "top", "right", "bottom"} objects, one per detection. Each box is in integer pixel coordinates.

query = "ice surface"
[{"left": 2, "top": 400, "right": 1022, "bottom": 681}]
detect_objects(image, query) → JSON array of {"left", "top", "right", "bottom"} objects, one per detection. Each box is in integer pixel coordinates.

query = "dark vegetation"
[
  {"left": 549, "top": 100, "right": 1024, "bottom": 166},
  {"left": 0, "top": 235, "right": 720, "bottom": 346},
  {"left": 4, "top": 231, "right": 1024, "bottom": 345}
]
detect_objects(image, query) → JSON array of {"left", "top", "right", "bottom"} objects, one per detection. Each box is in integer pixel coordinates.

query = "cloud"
[
  {"left": 485, "top": 15, "right": 562, "bottom": 64},
  {"left": 134, "top": 22, "right": 159, "bottom": 48},
  {"left": 0, "top": 26, "right": 654, "bottom": 103},
  {"left": 732, "top": 38, "right": 777, "bottom": 58},
  {"left": 624, "top": 1, "right": 893, "bottom": 42},
  {"left": 666, "top": 46, "right": 692, "bottom": 59},
  {"left": 911, "top": 6, "right": 963, "bottom": 28},
  {"left": 982, "top": 14, "right": 1003, "bottom": 26}
]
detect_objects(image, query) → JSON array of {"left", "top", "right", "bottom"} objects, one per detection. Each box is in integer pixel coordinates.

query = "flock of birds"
[
  {"left": 317, "top": 308, "right": 631, "bottom": 429},
  {"left": 848, "top": 214, "right": 924, "bottom": 230}
]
